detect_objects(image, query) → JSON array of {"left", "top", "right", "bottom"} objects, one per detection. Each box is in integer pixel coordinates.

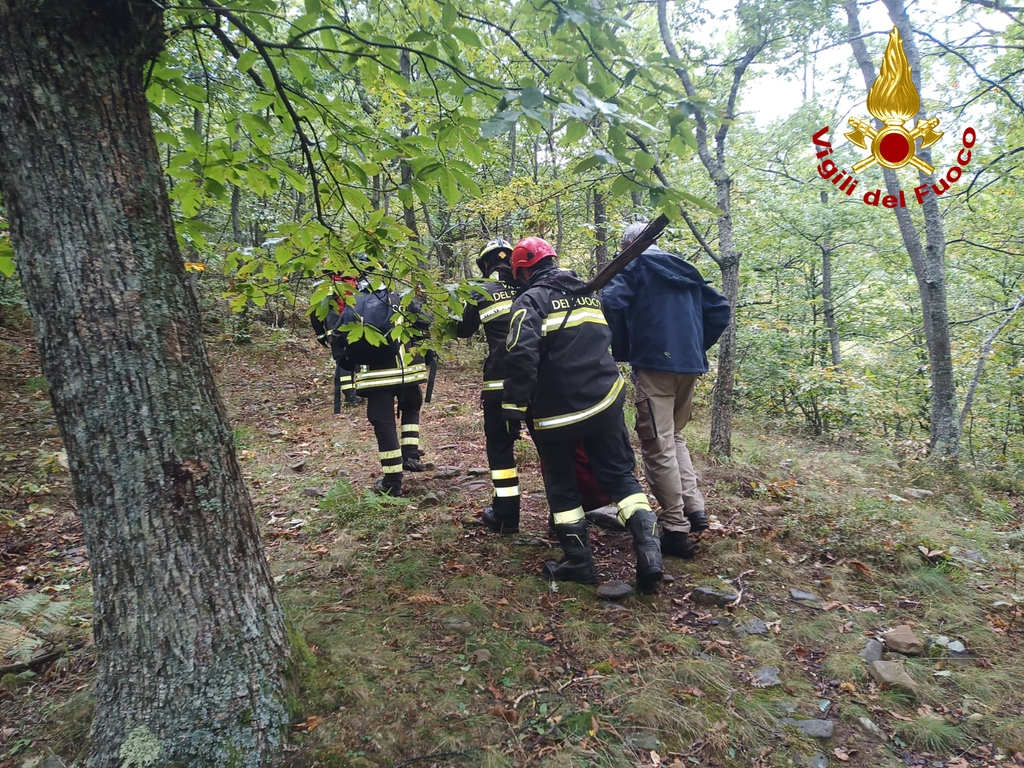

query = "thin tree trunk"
[
  {"left": 399, "top": 50, "right": 419, "bottom": 240},
  {"left": 846, "top": 0, "right": 959, "bottom": 458},
  {"left": 657, "top": 0, "right": 762, "bottom": 458},
  {"left": 820, "top": 193, "right": 841, "bottom": 366},
  {"left": 231, "top": 137, "right": 244, "bottom": 244},
  {"left": 0, "top": 4, "right": 289, "bottom": 766},
  {"left": 545, "top": 121, "right": 564, "bottom": 254},
  {"left": 710, "top": 254, "right": 739, "bottom": 456},
  {"left": 960, "top": 291, "right": 1024, "bottom": 433},
  {"left": 231, "top": 184, "right": 243, "bottom": 242},
  {"left": 709, "top": 175, "right": 739, "bottom": 458},
  {"left": 594, "top": 188, "right": 608, "bottom": 272}
]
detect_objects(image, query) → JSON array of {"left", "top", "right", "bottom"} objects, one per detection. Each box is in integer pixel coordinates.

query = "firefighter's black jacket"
[
  {"left": 502, "top": 266, "right": 624, "bottom": 440},
  {"left": 339, "top": 288, "right": 430, "bottom": 393},
  {"left": 455, "top": 263, "right": 517, "bottom": 401}
]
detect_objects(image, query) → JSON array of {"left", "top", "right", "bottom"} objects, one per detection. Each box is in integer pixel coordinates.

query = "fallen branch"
[
  {"left": 512, "top": 687, "right": 549, "bottom": 709},
  {"left": 557, "top": 674, "right": 606, "bottom": 692},
  {"left": 0, "top": 642, "right": 83, "bottom": 675}
]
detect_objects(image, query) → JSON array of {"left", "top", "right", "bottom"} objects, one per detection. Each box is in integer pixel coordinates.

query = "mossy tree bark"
[{"left": 0, "top": 2, "right": 290, "bottom": 765}]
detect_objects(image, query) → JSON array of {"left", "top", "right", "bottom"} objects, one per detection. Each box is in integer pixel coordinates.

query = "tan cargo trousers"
[{"left": 633, "top": 368, "right": 705, "bottom": 533}]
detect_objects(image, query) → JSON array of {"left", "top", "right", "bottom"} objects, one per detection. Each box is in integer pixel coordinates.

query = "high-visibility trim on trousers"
[
  {"left": 552, "top": 506, "right": 585, "bottom": 525},
  {"left": 380, "top": 447, "right": 404, "bottom": 473},
  {"left": 494, "top": 485, "right": 520, "bottom": 498},
  {"left": 616, "top": 492, "right": 651, "bottom": 525},
  {"left": 491, "top": 468, "right": 518, "bottom": 480},
  {"left": 482, "top": 380, "right": 504, "bottom": 391}
]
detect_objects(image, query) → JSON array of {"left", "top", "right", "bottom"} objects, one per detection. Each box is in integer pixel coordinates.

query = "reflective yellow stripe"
[
  {"left": 506, "top": 308, "right": 526, "bottom": 351},
  {"left": 355, "top": 370, "right": 428, "bottom": 388},
  {"left": 382, "top": 465, "right": 403, "bottom": 474},
  {"left": 357, "top": 364, "right": 428, "bottom": 380},
  {"left": 482, "top": 380, "right": 504, "bottom": 391},
  {"left": 552, "top": 507, "right": 585, "bottom": 525},
  {"left": 502, "top": 403, "right": 527, "bottom": 413},
  {"left": 616, "top": 492, "right": 652, "bottom": 524},
  {"left": 380, "top": 449, "right": 403, "bottom": 460},
  {"left": 402, "top": 424, "right": 419, "bottom": 433},
  {"left": 401, "top": 437, "right": 419, "bottom": 445},
  {"left": 534, "top": 377, "right": 624, "bottom": 431},
  {"left": 480, "top": 300, "right": 513, "bottom": 321},
  {"left": 494, "top": 485, "right": 520, "bottom": 497},
  {"left": 491, "top": 468, "right": 518, "bottom": 480},
  {"left": 541, "top": 309, "right": 607, "bottom": 336}
]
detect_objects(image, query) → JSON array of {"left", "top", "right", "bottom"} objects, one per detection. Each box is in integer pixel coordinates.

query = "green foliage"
[
  {"left": 0, "top": 593, "right": 71, "bottom": 663},
  {"left": 130, "top": 0, "right": 1024, "bottom": 469},
  {"left": 319, "top": 477, "right": 409, "bottom": 530}
]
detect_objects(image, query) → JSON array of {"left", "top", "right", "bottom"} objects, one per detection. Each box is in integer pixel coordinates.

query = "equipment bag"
[{"left": 331, "top": 290, "right": 402, "bottom": 367}]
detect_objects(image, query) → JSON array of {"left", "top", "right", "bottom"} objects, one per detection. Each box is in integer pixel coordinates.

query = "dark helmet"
[
  {"left": 511, "top": 237, "right": 556, "bottom": 280},
  {"left": 476, "top": 238, "right": 513, "bottom": 276}
]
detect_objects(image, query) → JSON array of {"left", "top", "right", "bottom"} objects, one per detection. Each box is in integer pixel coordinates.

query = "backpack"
[{"left": 329, "top": 289, "right": 402, "bottom": 367}]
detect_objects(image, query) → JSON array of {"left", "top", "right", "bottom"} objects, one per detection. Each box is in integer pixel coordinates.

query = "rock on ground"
[
  {"left": 783, "top": 718, "right": 834, "bottom": 739},
  {"left": 789, "top": 588, "right": 823, "bottom": 603},
  {"left": 902, "top": 487, "right": 935, "bottom": 499},
  {"left": 689, "top": 587, "right": 738, "bottom": 607},
  {"left": 883, "top": 624, "right": 924, "bottom": 655},
  {"left": 867, "top": 660, "right": 919, "bottom": 697},
  {"left": 858, "top": 716, "right": 885, "bottom": 738},
  {"left": 596, "top": 580, "right": 634, "bottom": 601},
  {"left": 860, "top": 638, "right": 885, "bottom": 663},
  {"left": 585, "top": 505, "right": 624, "bottom": 529},
  {"left": 753, "top": 665, "right": 782, "bottom": 688},
  {"left": 732, "top": 617, "right": 769, "bottom": 639}
]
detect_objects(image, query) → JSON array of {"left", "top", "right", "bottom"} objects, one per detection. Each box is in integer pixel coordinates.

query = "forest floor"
[{"left": 2, "top": 322, "right": 1024, "bottom": 768}]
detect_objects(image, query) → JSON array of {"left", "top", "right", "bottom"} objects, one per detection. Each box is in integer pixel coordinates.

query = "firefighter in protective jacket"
[
  {"left": 456, "top": 238, "right": 521, "bottom": 532},
  {"left": 310, "top": 272, "right": 361, "bottom": 410},
  {"left": 502, "top": 237, "right": 663, "bottom": 591},
  {"left": 333, "top": 277, "right": 431, "bottom": 497}
]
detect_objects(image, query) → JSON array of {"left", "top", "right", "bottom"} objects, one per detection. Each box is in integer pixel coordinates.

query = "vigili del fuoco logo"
[{"left": 811, "top": 27, "right": 977, "bottom": 209}]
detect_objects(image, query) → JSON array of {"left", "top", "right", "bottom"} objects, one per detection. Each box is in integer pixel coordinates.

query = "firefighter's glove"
[{"left": 424, "top": 349, "right": 438, "bottom": 365}]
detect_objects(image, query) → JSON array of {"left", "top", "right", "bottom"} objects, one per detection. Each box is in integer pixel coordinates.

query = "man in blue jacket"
[{"left": 601, "top": 222, "right": 731, "bottom": 559}]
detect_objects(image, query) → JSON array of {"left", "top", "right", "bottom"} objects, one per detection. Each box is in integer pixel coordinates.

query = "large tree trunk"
[
  {"left": 846, "top": 0, "right": 960, "bottom": 459},
  {"left": 0, "top": 3, "right": 290, "bottom": 766}
]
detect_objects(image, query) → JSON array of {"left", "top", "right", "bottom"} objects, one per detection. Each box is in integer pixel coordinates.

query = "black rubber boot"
[
  {"left": 661, "top": 530, "right": 697, "bottom": 559},
  {"left": 542, "top": 520, "right": 598, "bottom": 584},
  {"left": 686, "top": 510, "right": 709, "bottom": 534},
  {"left": 481, "top": 497, "right": 520, "bottom": 534},
  {"left": 373, "top": 477, "right": 403, "bottom": 497},
  {"left": 626, "top": 508, "right": 663, "bottom": 593},
  {"left": 402, "top": 456, "right": 427, "bottom": 472}
]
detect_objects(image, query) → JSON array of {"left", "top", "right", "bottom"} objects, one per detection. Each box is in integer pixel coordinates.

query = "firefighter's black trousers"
[
  {"left": 482, "top": 399, "right": 520, "bottom": 517},
  {"left": 534, "top": 415, "right": 651, "bottom": 528},
  {"left": 366, "top": 384, "right": 422, "bottom": 492}
]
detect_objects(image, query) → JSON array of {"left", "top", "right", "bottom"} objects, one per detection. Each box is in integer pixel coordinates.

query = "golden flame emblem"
[{"left": 845, "top": 27, "right": 943, "bottom": 174}]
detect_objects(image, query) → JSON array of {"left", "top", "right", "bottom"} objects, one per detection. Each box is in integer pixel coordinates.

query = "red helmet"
[{"left": 511, "top": 237, "right": 556, "bottom": 280}]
